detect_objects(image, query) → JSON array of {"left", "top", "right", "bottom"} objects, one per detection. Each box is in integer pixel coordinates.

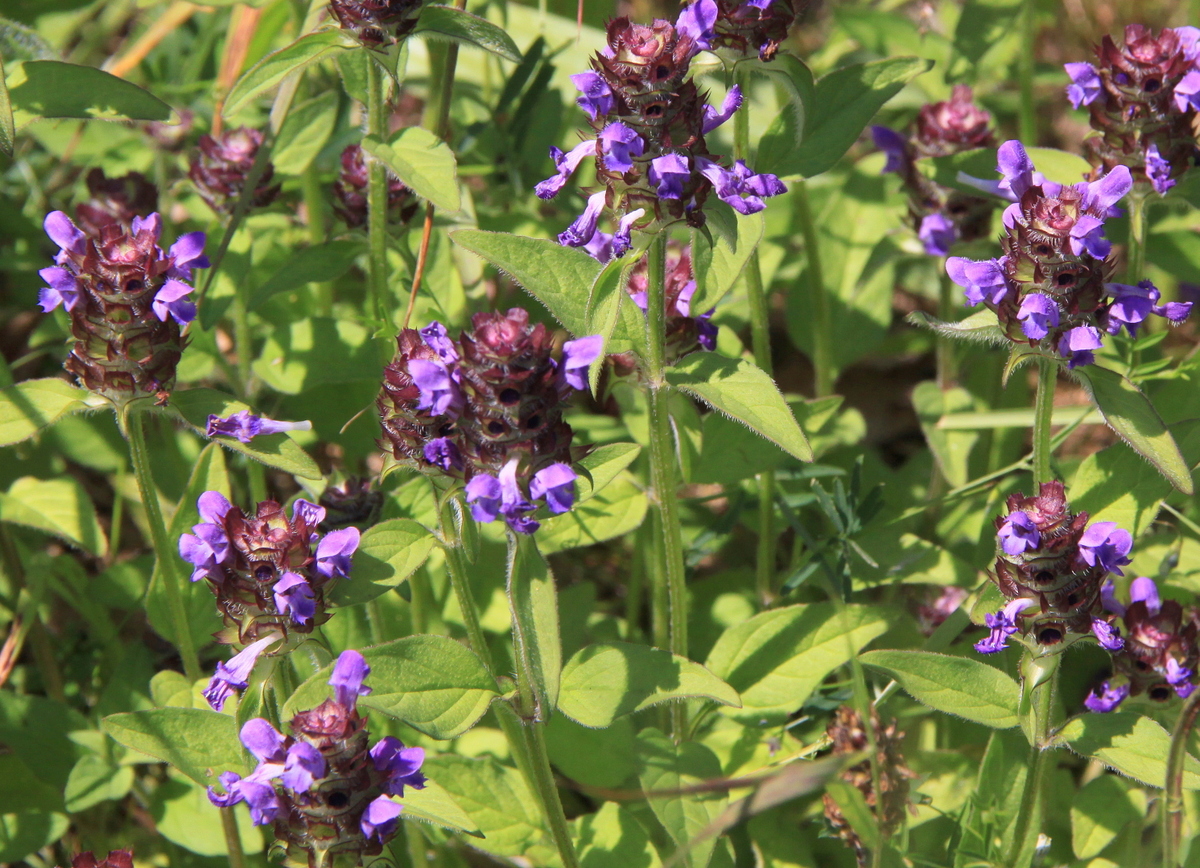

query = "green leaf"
[
  {"left": 859, "top": 650, "right": 1021, "bottom": 729},
  {"left": 508, "top": 533, "right": 562, "bottom": 719},
  {"left": 329, "top": 518, "right": 435, "bottom": 606},
  {"left": 399, "top": 778, "right": 482, "bottom": 836},
  {"left": 912, "top": 383, "right": 979, "bottom": 487},
  {"left": 1071, "top": 438, "right": 1174, "bottom": 539},
  {"left": 421, "top": 755, "right": 555, "bottom": 862},
  {"left": 283, "top": 635, "right": 499, "bottom": 739},
  {"left": 64, "top": 755, "right": 134, "bottom": 813},
  {"left": 0, "top": 378, "right": 92, "bottom": 446},
  {"left": 536, "top": 472, "right": 648, "bottom": 553},
  {"left": 149, "top": 772, "right": 263, "bottom": 857},
  {"left": 752, "top": 55, "right": 814, "bottom": 176},
  {"left": 690, "top": 211, "right": 766, "bottom": 314},
  {"left": 0, "top": 54, "right": 14, "bottom": 157},
  {"left": 414, "top": 5, "right": 521, "bottom": 62},
  {"left": 1071, "top": 775, "right": 1142, "bottom": 860},
  {"left": 785, "top": 57, "right": 931, "bottom": 178},
  {"left": 363, "top": 126, "right": 460, "bottom": 212},
  {"left": 557, "top": 642, "right": 740, "bottom": 727},
  {"left": 170, "top": 389, "right": 323, "bottom": 480},
  {"left": 1075, "top": 364, "right": 1193, "bottom": 494},
  {"left": 0, "top": 813, "right": 68, "bottom": 863},
  {"left": 824, "top": 779, "right": 879, "bottom": 851},
  {"left": 102, "top": 708, "right": 248, "bottom": 787},
  {"left": 546, "top": 715, "right": 638, "bottom": 789},
  {"left": 271, "top": 90, "right": 339, "bottom": 175},
  {"left": 251, "top": 317, "right": 379, "bottom": 394},
  {"left": 223, "top": 30, "right": 349, "bottom": 118},
  {"left": 575, "top": 442, "right": 641, "bottom": 502},
  {"left": 583, "top": 253, "right": 636, "bottom": 394},
  {"left": 1058, "top": 712, "right": 1200, "bottom": 789},
  {"left": 575, "top": 802, "right": 662, "bottom": 868},
  {"left": 0, "top": 475, "right": 107, "bottom": 556},
  {"left": 249, "top": 240, "right": 364, "bottom": 310},
  {"left": 7, "top": 60, "right": 172, "bottom": 124},
  {"left": 637, "top": 729, "right": 728, "bottom": 868},
  {"left": 665, "top": 352, "right": 812, "bottom": 462},
  {"left": 906, "top": 308, "right": 1007, "bottom": 345},
  {"left": 0, "top": 694, "right": 87, "bottom": 790},
  {"left": 704, "top": 603, "right": 888, "bottom": 723},
  {"left": 0, "top": 16, "right": 57, "bottom": 62}
]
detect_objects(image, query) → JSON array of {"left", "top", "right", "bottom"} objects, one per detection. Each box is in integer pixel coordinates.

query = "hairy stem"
[
  {"left": 219, "top": 806, "right": 247, "bottom": 868},
  {"left": 1017, "top": 0, "right": 1036, "bottom": 145},
  {"left": 366, "top": 58, "right": 391, "bottom": 335},
  {"left": 523, "top": 720, "right": 581, "bottom": 868},
  {"left": 936, "top": 266, "right": 956, "bottom": 388},
  {"left": 1162, "top": 686, "right": 1200, "bottom": 866},
  {"left": 644, "top": 233, "right": 689, "bottom": 739},
  {"left": 1126, "top": 192, "right": 1148, "bottom": 285},
  {"left": 1006, "top": 660, "right": 1056, "bottom": 868},
  {"left": 301, "top": 164, "right": 332, "bottom": 315},
  {"left": 795, "top": 180, "right": 833, "bottom": 397},
  {"left": 123, "top": 408, "right": 202, "bottom": 682},
  {"left": 1032, "top": 358, "right": 1057, "bottom": 485}
]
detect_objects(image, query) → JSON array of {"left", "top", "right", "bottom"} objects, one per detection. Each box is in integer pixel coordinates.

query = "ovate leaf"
[
  {"left": 637, "top": 729, "right": 727, "bottom": 868},
  {"left": 536, "top": 472, "right": 648, "bottom": 553},
  {"left": 1075, "top": 364, "right": 1193, "bottom": 494},
  {"left": 0, "top": 378, "right": 92, "bottom": 447},
  {"left": 508, "top": 534, "right": 562, "bottom": 718},
  {"left": 363, "top": 127, "right": 460, "bottom": 212},
  {"left": 7, "top": 60, "right": 172, "bottom": 124},
  {"left": 271, "top": 91, "right": 339, "bottom": 175},
  {"left": 400, "top": 778, "right": 482, "bottom": 836},
  {"left": 0, "top": 475, "right": 107, "bottom": 556},
  {"left": 0, "top": 813, "right": 68, "bottom": 864},
  {"left": 574, "top": 442, "right": 641, "bottom": 502},
  {"left": 1071, "top": 775, "right": 1142, "bottom": 859},
  {"left": 102, "top": 709, "right": 247, "bottom": 787},
  {"left": 665, "top": 352, "right": 812, "bottom": 462},
  {"left": 558, "top": 642, "right": 740, "bottom": 727},
  {"left": 249, "top": 239, "right": 363, "bottom": 311},
  {"left": 906, "top": 307, "right": 1007, "bottom": 345},
  {"left": 329, "top": 518, "right": 435, "bottom": 606},
  {"left": 414, "top": 5, "right": 521, "bottom": 62},
  {"left": 223, "top": 31, "right": 349, "bottom": 117},
  {"left": 690, "top": 211, "right": 765, "bottom": 313},
  {"left": 1058, "top": 712, "right": 1200, "bottom": 789},
  {"left": 859, "top": 650, "right": 1020, "bottom": 729}
]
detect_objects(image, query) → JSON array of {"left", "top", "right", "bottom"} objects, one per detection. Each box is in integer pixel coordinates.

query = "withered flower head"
[
  {"left": 188, "top": 127, "right": 281, "bottom": 214},
  {"left": 75, "top": 169, "right": 159, "bottom": 235},
  {"left": 333, "top": 144, "right": 419, "bottom": 229},
  {"left": 329, "top": 0, "right": 423, "bottom": 46}
]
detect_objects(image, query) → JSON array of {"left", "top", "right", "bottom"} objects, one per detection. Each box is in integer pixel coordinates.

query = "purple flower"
[
  {"left": 408, "top": 359, "right": 462, "bottom": 417},
  {"left": 998, "top": 510, "right": 1040, "bottom": 555},
  {"left": 178, "top": 522, "right": 231, "bottom": 581},
  {"left": 1065, "top": 62, "right": 1101, "bottom": 109},
  {"left": 1016, "top": 293, "right": 1060, "bottom": 340},
  {"left": 206, "top": 410, "right": 313, "bottom": 443},
  {"left": 1129, "top": 575, "right": 1162, "bottom": 613},
  {"left": 1079, "top": 166, "right": 1132, "bottom": 216},
  {"left": 44, "top": 211, "right": 86, "bottom": 258},
  {"left": 203, "top": 634, "right": 278, "bottom": 711},
  {"left": 946, "top": 256, "right": 1008, "bottom": 306},
  {"left": 361, "top": 795, "right": 404, "bottom": 843},
  {"left": 199, "top": 491, "right": 233, "bottom": 524},
  {"left": 464, "top": 460, "right": 540, "bottom": 533},
  {"left": 167, "top": 231, "right": 210, "bottom": 280},
  {"left": 975, "top": 598, "right": 1035, "bottom": 654},
  {"left": 995, "top": 140, "right": 1038, "bottom": 199},
  {"left": 918, "top": 214, "right": 957, "bottom": 257},
  {"left": 697, "top": 312, "right": 718, "bottom": 350},
  {"left": 465, "top": 473, "right": 503, "bottom": 523},
  {"left": 870, "top": 126, "right": 908, "bottom": 174},
  {"left": 37, "top": 267, "right": 79, "bottom": 313},
  {"left": 315, "top": 527, "right": 360, "bottom": 580},
  {"left": 612, "top": 209, "right": 644, "bottom": 259},
  {"left": 1101, "top": 579, "right": 1125, "bottom": 617},
  {"left": 697, "top": 157, "right": 786, "bottom": 215},
  {"left": 530, "top": 463, "right": 577, "bottom": 514},
  {"left": 535, "top": 140, "right": 596, "bottom": 200},
  {"left": 207, "top": 771, "right": 284, "bottom": 825},
  {"left": 649, "top": 154, "right": 691, "bottom": 200},
  {"left": 1173, "top": 69, "right": 1200, "bottom": 112},
  {"left": 1084, "top": 680, "right": 1129, "bottom": 713},
  {"left": 1145, "top": 143, "right": 1175, "bottom": 195},
  {"left": 151, "top": 279, "right": 196, "bottom": 324},
  {"left": 1152, "top": 282, "right": 1193, "bottom": 323},
  {"left": 282, "top": 742, "right": 326, "bottom": 793},
  {"left": 1057, "top": 325, "right": 1103, "bottom": 367},
  {"left": 559, "top": 335, "right": 603, "bottom": 392},
  {"left": 423, "top": 436, "right": 463, "bottom": 471},
  {"left": 1105, "top": 282, "right": 1156, "bottom": 336},
  {"left": 559, "top": 191, "right": 606, "bottom": 248},
  {"left": 274, "top": 572, "right": 316, "bottom": 625},
  {"left": 599, "top": 122, "right": 645, "bottom": 173},
  {"left": 1091, "top": 617, "right": 1124, "bottom": 651},
  {"left": 1068, "top": 213, "right": 1109, "bottom": 258},
  {"left": 240, "top": 717, "right": 286, "bottom": 763},
  {"left": 702, "top": 86, "right": 743, "bottom": 134},
  {"left": 675, "top": 0, "right": 717, "bottom": 50},
  {"left": 293, "top": 499, "right": 326, "bottom": 528},
  {"left": 329, "top": 649, "right": 372, "bottom": 710},
  {"left": 370, "top": 737, "right": 427, "bottom": 795},
  {"left": 571, "top": 71, "right": 614, "bottom": 120},
  {"left": 1079, "top": 520, "right": 1133, "bottom": 575},
  {"left": 419, "top": 321, "right": 458, "bottom": 362},
  {"left": 582, "top": 230, "right": 616, "bottom": 263}
]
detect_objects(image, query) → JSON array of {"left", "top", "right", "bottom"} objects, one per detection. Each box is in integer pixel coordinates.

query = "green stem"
[
  {"left": 1126, "top": 193, "right": 1148, "bottom": 285},
  {"left": 1163, "top": 686, "right": 1200, "bottom": 867},
  {"left": 219, "top": 806, "right": 247, "bottom": 868},
  {"left": 123, "top": 409, "right": 202, "bottom": 682},
  {"left": 231, "top": 293, "right": 253, "bottom": 394},
  {"left": 936, "top": 265, "right": 956, "bottom": 388},
  {"left": 1032, "top": 358, "right": 1057, "bottom": 485},
  {"left": 795, "top": 181, "right": 833, "bottom": 397},
  {"left": 301, "top": 164, "right": 332, "bottom": 316},
  {"left": 1006, "top": 658, "right": 1056, "bottom": 868},
  {"left": 366, "top": 58, "right": 391, "bottom": 335},
  {"left": 644, "top": 233, "right": 689, "bottom": 738},
  {"left": 523, "top": 720, "right": 581, "bottom": 868},
  {"left": 1017, "top": 0, "right": 1036, "bottom": 145}
]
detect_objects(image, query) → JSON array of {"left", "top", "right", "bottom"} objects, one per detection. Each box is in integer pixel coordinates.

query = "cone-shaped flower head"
[
  {"left": 947, "top": 141, "right": 1190, "bottom": 367},
  {"left": 1085, "top": 576, "right": 1199, "bottom": 711},
  {"left": 677, "top": 0, "right": 796, "bottom": 61},
  {"left": 37, "top": 209, "right": 208, "bottom": 403},
  {"left": 378, "top": 310, "right": 601, "bottom": 534},
  {"left": 975, "top": 481, "right": 1130, "bottom": 654},
  {"left": 333, "top": 144, "right": 419, "bottom": 228},
  {"left": 189, "top": 127, "right": 281, "bottom": 215},
  {"left": 872, "top": 86, "right": 997, "bottom": 256},
  {"left": 329, "top": 0, "right": 423, "bottom": 45},
  {"left": 208, "top": 650, "right": 427, "bottom": 867},
  {"left": 1066, "top": 25, "right": 1200, "bottom": 193}
]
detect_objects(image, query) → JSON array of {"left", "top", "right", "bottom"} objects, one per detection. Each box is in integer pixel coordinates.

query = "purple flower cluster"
[
  {"left": 209, "top": 651, "right": 426, "bottom": 862},
  {"left": 1066, "top": 25, "right": 1200, "bottom": 194},
  {"left": 536, "top": 2, "right": 784, "bottom": 261},
  {"left": 974, "top": 481, "right": 1130, "bottom": 655},
  {"left": 947, "top": 141, "right": 1191, "bottom": 367},
  {"left": 178, "top": 492, "right": 360, "bottom": 709},
  {"left": 1085, "top": 576, "right": 1199, "bottom": 712},
  {"left": 378, "top": 310, "right": 602, "bottom": 534},
  {"left": 206, "top": 410, "right": 313, "bottom": 443}
]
